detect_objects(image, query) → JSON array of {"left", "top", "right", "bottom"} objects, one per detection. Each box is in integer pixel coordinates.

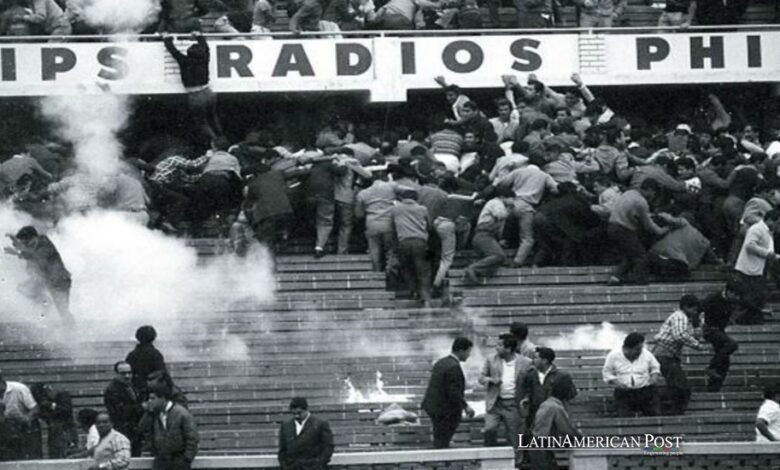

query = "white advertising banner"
[
  {"left": 602, "top": 32, "right": 780, "bottom": 86},
  {"left": 0, "top": 35, "right": 579, "bottom": 100},
  {"left": 0, "top": 31, "right": 776, "bottom": 100}
]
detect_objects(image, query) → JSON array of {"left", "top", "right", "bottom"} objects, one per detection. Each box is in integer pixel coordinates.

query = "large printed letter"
[
  {"left": 217, "top": 45, "right": 253, "bottom": 78},
  {"left": 272, "top": 44, "right": 315, "bottom": 77},
  {"left": 97, "top": 46, "right": 129, "bottom": 81},
  {"left": 636, "top": 37, "right": 669, "bottom": 70},
  {"left": 41, "top": 48, "right": 76, "bottom": 81},
  {"left": 336, "top": 43, "right": 372, "bottom": 76}
]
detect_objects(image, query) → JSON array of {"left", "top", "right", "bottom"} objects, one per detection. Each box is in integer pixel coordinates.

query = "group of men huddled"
[
  {"left": 418, "top": 286, "right": 780, "bottom": 468},
  {"left": 1, "top": 326, "right": 199, "bottom": 470}
]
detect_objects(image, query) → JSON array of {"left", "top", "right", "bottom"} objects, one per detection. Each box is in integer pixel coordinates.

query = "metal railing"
[{"left": 0, "top": 23, "right": 778, "bottom": 42}]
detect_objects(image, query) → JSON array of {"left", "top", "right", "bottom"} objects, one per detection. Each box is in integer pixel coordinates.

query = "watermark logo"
[{"left": 518, "top": 434, "right": 684, "bottom": 454}]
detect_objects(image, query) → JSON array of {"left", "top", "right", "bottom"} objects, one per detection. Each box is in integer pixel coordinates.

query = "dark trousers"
[
  {"left": 4, "top": 422, "right": 41, "bottom": 460},
  {"left": 430, "top": 412, "right": 461, "bottom": 449},
  {"left": 191, "top": 172, "right": 242, "bottom": 235},
  {"left": 253, "top": 214, "right": 290, "bottom": 253},
  {"left": 608, "top": 223, "right": 647, "bottom": 283},
  {"left": 644, "top": 253, "right": 690, "bottom": 279},
  {"left": 654, "top": 354, "right": 691, "bottom": 415},
  {"left": 614, "top": 385, "right": 660, "bottom": 417},
  {"left": 702, "top": 325, "right": 738, "bottom": 388},
  {"left": 731, "top": 271, "right": 767, "bottom": 324},
  {"left": 187, "top": 87, "right": 223, "bottom": 141},
  {"left": 468, "top": 231, "right": 506, "bottom": 278},
  {"left": 398, "top": 238, "right": 432, "bottom": 301},
  {"left": 532, "top": 213, "right": 578, "bottom": 267},
  {"left": 148, "top": 181, "right": 192, "bottom": 226},
  {"left": 153, "top": 456, "right": 191, "bottom": 470},
  {"left": 527, "top": 449, "right": 558, "bottom": 470}
]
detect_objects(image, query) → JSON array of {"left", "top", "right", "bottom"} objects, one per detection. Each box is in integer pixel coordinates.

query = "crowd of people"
[
  {"left": 1, "top": 19, "right": 780, "bottom": 470},
  {"left": 0, "top": 0, "right": 776, "bottom": 37},
  {"left": 1, "top": 306, "right": 778, "bottom": 468},
  {"left": 5, "top": 31, "right": 780, "bottom": 314},
  {"left": 0, "top": 326, "right": 200, "bottom": 469}
]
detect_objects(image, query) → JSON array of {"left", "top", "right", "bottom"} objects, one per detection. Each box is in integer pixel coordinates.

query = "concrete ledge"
[
  {"left": 0, "top": 447, "right": 515, "bottom": 470},
  {"left": 570, "top": 442, "right": 780, "bottom": 470}
]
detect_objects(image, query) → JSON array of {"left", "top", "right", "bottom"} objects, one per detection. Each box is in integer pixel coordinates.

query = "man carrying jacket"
[{"left": 479, "top": 334, "right": 533, "bottom": 453}]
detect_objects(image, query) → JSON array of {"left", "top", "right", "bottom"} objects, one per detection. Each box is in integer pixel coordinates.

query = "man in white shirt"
[
  {"left": 479, "top": 334, "right": 532, "bottom": 453},
  {"left": 0, "top": 374, "right": 41, "bottom": 459},
  {"left": 733, "top": 209, "right": 780, "bottom": 324},
  {"left": 602, "top": 333, "right": 663, "bottom": 417},
  {"left": 756, "top": 383, "right": 780, "bottom": 442}
]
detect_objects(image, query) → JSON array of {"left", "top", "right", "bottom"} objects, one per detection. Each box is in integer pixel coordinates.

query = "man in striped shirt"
[{"left": 651, "top": 294, "right": 707, "bottom": 415}]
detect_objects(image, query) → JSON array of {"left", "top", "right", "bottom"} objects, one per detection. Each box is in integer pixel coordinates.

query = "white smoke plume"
[
  {"left": 0, "top": 204, "right": 275, "bottom": 363},
  {"left": 67, "top": 0, "right": 162, "bottom": 34},
  {"left": 0, "top": 90, "right": 276, "bottom": 365},
  {"left": 40, "top": 95, "right": 127, "bottom": 179},
  {"left": 537, "top": 322, "right": 627, "bottom": 351}
]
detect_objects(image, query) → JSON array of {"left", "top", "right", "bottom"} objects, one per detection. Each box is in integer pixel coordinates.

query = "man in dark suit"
[
  {"left": 421, "top": 337, "right": 476, "bottom": 448},
  {"left": 146, "top": 384, "right": 199, "bottom": 470},
  {"left": 104, "top": 361, "right": 144, "bottom": 456},
  {"left": 278, "top": 397, "right": 334, "bottom": 470},
  {"left": 519, "top": 347, "right": 577, "bottom": 429}
]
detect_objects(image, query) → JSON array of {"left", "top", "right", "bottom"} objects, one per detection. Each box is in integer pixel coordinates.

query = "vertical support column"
[{"left": 368, "top": 36, "right": 407, "bottom": 103}]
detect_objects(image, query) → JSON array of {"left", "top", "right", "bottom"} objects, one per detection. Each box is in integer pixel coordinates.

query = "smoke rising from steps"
[{"left": 0, "top": 92, "right": 275, "bottom": 366}]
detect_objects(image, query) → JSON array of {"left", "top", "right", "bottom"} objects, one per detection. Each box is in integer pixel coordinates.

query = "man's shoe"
[
  {"left": 463, "top": 268, "right": 480, "bottom": 285},
  {"left": 314, "top": 247, "right": 325, "bottom": 259},
  {"left": 705, "top": 369, "right": 724, "bottom": 392}
]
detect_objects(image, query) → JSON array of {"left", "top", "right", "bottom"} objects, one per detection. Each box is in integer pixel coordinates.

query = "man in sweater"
[
  {"left": 732, "top": 209, "right": 780, "bottom": 324},
  {"left": 391, "top": 187, "right": 432, "bottom": 306},
  {"left": 146, "top": 384, "right": 199, "bottom": 470},
  {"left": 607, "top": 178, "right": 669, "bottom": 285},
  {"left": 493, "top": 159, "right": 559, "bottom": 267},
  {"left": 651, "top": 294, "right": 707, "bottom": 415},
  {"left": 189, "top": 137, "right": 243, "bottom": 237},
  {"left": 463, "top": 188, "right": 515, "bottom": 284},
  {"left": 162, "top": 32, "right": 223, "bottom": 142},
  {"left": 355, "top": 163, "right": 396, "bottom": 272}
]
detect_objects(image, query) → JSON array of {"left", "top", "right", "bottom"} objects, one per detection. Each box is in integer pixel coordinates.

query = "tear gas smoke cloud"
[
  {"left": 537, "top": 322, "right": 627, "bottom": 351},
  {"left": 1, "top": 90, "right": 275, "bottom": 365},
  {"left": 67, "top": 0, "right": 161, "bottom": 34},
  {"left": 1, "top": 204, "right": 276, "bottom": 363}
]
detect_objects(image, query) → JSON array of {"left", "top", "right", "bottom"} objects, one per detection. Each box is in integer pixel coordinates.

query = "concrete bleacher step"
[{"left": 4, "top": 237, "right": 777, "bottom": 453}]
